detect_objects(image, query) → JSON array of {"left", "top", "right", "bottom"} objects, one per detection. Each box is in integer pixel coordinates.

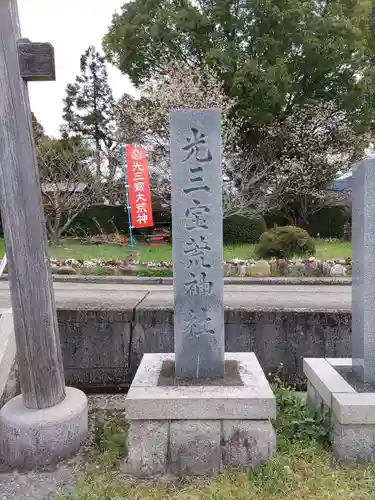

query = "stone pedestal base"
[
  {"left": 0, "top": 386, "right": 88, "bottom": 470},
  {"left": 123, "top": 353, "right": 276, "bottom": 477},
  {"left": 304, "top": 358, "right": 375, "bottom": 463}
]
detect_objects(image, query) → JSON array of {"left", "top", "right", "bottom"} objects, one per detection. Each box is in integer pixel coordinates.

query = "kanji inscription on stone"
[{"left": 170, "top": 109, "right": 224, "bottom": 379}]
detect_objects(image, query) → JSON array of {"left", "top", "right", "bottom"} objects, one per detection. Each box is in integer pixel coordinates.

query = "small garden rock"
[
  {"left": 277, "top": 259, "right": 289, "bottom": 276},
  {"left": 248, "top": 260, "right": 271, "bottom": 277},
  {"left": 239, "top": 264, "right": 248, "bottom": 277},
  {"left": 83, "top": 260, "right": 97, "bottom": 268},
  {"left": 330, "top": 264, "right": 346, "bottom": 277},
  {"left": 54, "top": 266, "right": 77, "bottom": 275}
]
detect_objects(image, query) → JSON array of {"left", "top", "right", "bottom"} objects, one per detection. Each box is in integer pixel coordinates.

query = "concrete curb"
[
  {"left": 0, "top": 311, "right": 17, "bottom": 406},
  {"left": 0, "top": 275, "right": 352, "bottom": 285}
]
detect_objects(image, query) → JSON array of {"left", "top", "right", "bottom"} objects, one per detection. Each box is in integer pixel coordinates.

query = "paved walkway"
[{"left": 0, "top": 282, "right": 351, "bottom": 310}]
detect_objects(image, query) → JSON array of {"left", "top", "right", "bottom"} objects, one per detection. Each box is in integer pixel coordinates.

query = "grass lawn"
[
  {"left": 60, "top": 386, "right": 375, "bottom": 499},
  {"left": 47, "top": 238, "right": 351, "bottom": 263},
  {"left": 0, "top": 238, "right": 352, "bottom": 263}
]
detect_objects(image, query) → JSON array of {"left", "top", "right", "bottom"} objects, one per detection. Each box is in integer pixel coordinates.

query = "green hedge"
[
  {"left": 264, "top": 205, "right": 350, "bottom": 239},
  {"left": 0, "top": 203, "right": 351, "bottom": 241},
  {"left": 68, "top": 205, "right": 171, "bottom": 237},
  {"left": 223, "top": 215, "right": 267, "bottom": 245},
  {"left": 307, "top": 206, "right": 350, "bottom": 239},
  {"left": 72, "top": 210, "right": 267, "bottom": 245}
]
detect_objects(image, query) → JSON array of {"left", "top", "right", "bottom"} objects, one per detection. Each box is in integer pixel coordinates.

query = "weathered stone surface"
[
  {"left": 352, "top": 159, "right": 375, "bottom": 382},
  {"left": 331, "top": 416, "right": 375, "bottom": 463},
  {"left": 222, "top": 420, "right": 276, "bottom": 468},
  {"left": 169, "top": 420, "right": 221, "bottom": 475},
  {"left": 58, "top": 307, "right": 137, "bottom": 388},
  {"left": 60, "top": 319, "right": 131, "bottom": 370},
  {"left": 122, "top": 420, "right": 168, "bottom": 476},
  {"left": 170, "top": 108, "right": 224, "bottom": 379},
  {"left": 0, "top": 387, "right": 88, "bottom": 470},
  {"left": 53, "top": 304, "right": 353, "bottom": 391},
  {"left": 126, "top": 353, "right": 276, "bottom": 420}
]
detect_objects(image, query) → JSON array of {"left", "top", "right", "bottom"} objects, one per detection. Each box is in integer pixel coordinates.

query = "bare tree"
[
  {"left": 37, "top": 137, "right": 115, "bottom": 243},
  {"left": 116, "top": 60, "right": 267, "bottom": 217}
]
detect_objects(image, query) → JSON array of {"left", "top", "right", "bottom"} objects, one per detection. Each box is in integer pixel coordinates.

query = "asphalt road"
[{"left": 0, "top": 282, "right": 351, "bottom": 311}]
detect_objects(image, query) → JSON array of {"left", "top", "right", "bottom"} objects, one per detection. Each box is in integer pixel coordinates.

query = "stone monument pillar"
[
  {"left": 170, "top": 109, "right": 224, "bottom": 379},
  {"left": 123, "top": 108, "right": 276, "bottom": 477},
  {"left": 352, "top": 159, "right": 375, "bottom": 382}
]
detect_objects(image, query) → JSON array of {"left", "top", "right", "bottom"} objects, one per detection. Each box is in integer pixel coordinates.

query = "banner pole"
[{"left": 121, "top": 144, "right": 135, "bottom": 249}]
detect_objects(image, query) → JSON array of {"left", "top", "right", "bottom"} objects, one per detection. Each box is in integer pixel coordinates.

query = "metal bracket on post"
[{"left": 17, "top": 38, "right": 55, "bottom": 81}]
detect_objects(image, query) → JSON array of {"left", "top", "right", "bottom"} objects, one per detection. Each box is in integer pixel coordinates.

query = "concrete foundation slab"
[
  {"left": 0, "top": 387, "right": 88, "bottom": 470},
  {"left": 124, "top": 352, "right": 276, "bottom": 476},
  {"left": 126, "top": 352, "right": 276, "bottom": 420}
]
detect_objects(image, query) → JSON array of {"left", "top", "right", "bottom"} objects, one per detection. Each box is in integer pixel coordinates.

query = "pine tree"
[
  {"left": 31, "top": 112, "right": 46, "bottom": 144},
  {"left": 62, "top": 46, "right": 116, "bottom": 177}
]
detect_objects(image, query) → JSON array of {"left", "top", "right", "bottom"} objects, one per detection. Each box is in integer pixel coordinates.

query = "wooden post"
[{"left": 0, "top": 0, "right": 65, "bottom": 409}]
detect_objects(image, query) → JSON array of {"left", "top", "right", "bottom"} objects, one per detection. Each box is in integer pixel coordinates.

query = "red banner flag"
[{"left": 125, "top": 145, "right": 154, "bottom": 229}]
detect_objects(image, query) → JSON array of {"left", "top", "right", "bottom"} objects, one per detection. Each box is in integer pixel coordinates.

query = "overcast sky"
[{"left": 18, "top": 0, "right": 136, "bottom": 137}]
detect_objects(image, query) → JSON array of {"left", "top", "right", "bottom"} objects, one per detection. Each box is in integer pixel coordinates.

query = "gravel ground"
[{"left": 0, "top": 394, "right": 126, "bottom": 500}]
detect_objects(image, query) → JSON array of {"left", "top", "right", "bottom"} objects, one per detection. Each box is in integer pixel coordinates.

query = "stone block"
[
  {"left": 0, "top": 387, "right": 88, "bottom": 470},
  {"left": 131, "top": 297, "right": 174, "bottom": 375},
  {"left": 306, "top": 381, "right": 324, "bottom": 412},
  {"left": 126, "top": 353, "right": 276, "bottom": 420},
  {"left": 331, "top": 416, "right": 375, "bottom": 463},
  {"left": 61, "top": 320, "right": 131, "bottom": 369},
  {"left": 303, "top": 358, "right": 355, "bottom": 408},
  {"left": 253, "top": 322, "right": 286, "bottom": 371},
  {"left": 169, "top": 420, "right": 221, "bottom": 475},
  {"left": 324, "top": 325, "right": 352, "bottom": 359},
  {"left": 225, "top": 322, "right": 255, "bottom": 353},
  {"left": 65, "top": 367, "right": 130, "bottom": 389},
  {"left": 326, "top": 358, "right": 353, "bottom": 371},
  {"left": 122, "top": 420, "right": 168, "bottom": 477},
  {"left": 332, "top": 393, "right": 375, "bottom": 424},
  {"left": 222, "top": 420, "right": 276, "bottom": 468}
]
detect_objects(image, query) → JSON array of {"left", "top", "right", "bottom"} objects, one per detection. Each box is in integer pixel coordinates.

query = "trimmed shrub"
[
  {"left": 255, "top": 226, "right": 316, "bottom": 259},
  {"left": 223, "top": 216, "right": 267, "bottom": 245}
]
